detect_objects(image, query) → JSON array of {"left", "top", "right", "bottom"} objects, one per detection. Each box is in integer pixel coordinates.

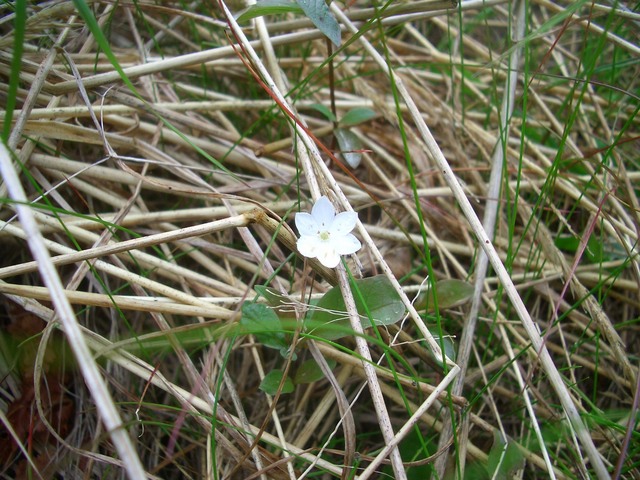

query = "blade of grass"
[{"left": 2, "top": 0, "right": 25, "bottom": 143}]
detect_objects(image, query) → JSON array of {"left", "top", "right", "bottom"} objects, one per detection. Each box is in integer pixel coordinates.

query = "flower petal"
[
  {"left": 333, "top": 233, "right": 361, "bottom": 255},
  {"left": 296, "top": 235, "right": 321, "bottom": 259},
  {"left": 316, "top": 246, "right": 341, "bottom": 268},
  {"left": 311, "top": 196, "right": 335, "bottom": 228},
  {"left": 330, "top": 211, "right": 358, "bottom": 236},
  {"left": 295, "top": 212, "right": 319, "bottom": 236}
]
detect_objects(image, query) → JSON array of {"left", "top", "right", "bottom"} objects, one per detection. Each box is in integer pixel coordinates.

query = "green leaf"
[
  {"left": 240, "top": 302, "right": 289, "bottom": 351},
  {"left": 439, "top": 335, "right": 457, "bottom": 362},
  {"left": 415, "top": 279, "right": 474, "bottom": 312},
  {"left": 309, "top": 103, "right": 337, "bottom": 122},
  {"left": 255, "top": 285, "right": 304, "bottom": 321},
  {"left": 424, "top": 327, "right": 457, "bottom": 368},
  {"left": 255, "top": 285, "right": 290, "bottom": 309},
  {"left": 293, "top": 358, "right": 336, "bottom": 384},
  {"left": 487, "top": 432, "right": 525, "bottom": 480},
  {"left": 296, "top": 0, "right": 341, "bottom": 47},
  {"left": 380, "top": 429, "right": 433, "bottom": 479},
  {"left": 339, "top": 107, "right": 377, "bottom": 127},
  {"left": 236, "top": 0, "right": 303, "bottom": 23},
  {"left": 585, "top": 236, "right": 604, "bottom": 264},
  {"left": 306, "top": 275, "right": 405, "bottom": 340},
  {"left": 554, "top": 235, "right": 579, "bottom": 252},
  {"left": 555, "top": 235, "right": 605, "bottom": 263},
  {"left": 334, "top": 128, "right": 362, "bottom": 169},
  {"left": 259, "top": 369, "right": 294, "bottom": 395}
]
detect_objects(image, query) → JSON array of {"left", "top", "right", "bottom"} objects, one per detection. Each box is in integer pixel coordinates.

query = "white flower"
[{"left": 295, "top": 196, "right": 361, "bottom": 268}]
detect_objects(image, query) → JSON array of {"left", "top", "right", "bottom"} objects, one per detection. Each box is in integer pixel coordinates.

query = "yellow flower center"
[{"left": 319, "top": 230, "right": 331, "bottom": 241}]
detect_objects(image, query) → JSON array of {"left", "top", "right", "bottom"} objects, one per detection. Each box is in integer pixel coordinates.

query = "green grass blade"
[{"left": 2, "top": 0, "right": 26, "bottom": 143}]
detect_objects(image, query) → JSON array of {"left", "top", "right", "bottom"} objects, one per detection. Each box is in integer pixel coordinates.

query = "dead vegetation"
[{"left": 0, "top": 0, "right": 638, "bottom": 479}]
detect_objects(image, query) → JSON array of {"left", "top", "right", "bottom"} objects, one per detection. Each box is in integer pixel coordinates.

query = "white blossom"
[{"left": 295, "top": 196, "right": 361, "bottom": 268}]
